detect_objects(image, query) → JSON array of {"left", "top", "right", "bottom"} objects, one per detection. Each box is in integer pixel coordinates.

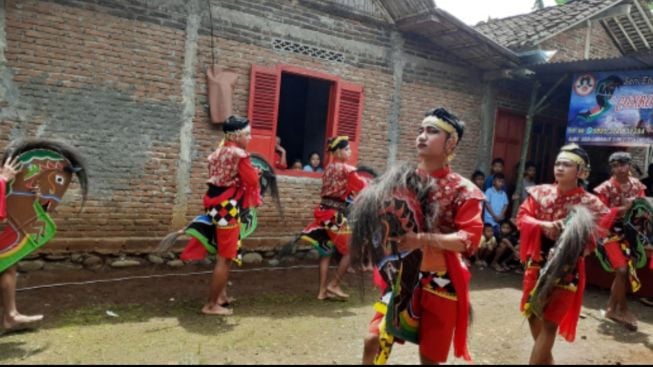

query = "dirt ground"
[{"left": 0, "top": 261, "right": 652, "bottom": 365}]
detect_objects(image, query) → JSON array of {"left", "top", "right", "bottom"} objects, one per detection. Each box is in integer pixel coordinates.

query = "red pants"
[
  {"left": 418, "top": 289, "right": 457, "bottom": 362},
  {"left": 521, "top": 266, "right": 574, "bottom": 325},
  {"left": 604, "top": 240, "right": 628, "bottom": 269}
]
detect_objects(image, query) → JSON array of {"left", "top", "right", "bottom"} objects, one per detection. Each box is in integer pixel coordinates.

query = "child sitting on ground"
[
  {"left": 489, "top": 220, "right": 521, "bottom": 273},
  {"left": 475, "top": 223, "right": 497, "bottom": 268}
]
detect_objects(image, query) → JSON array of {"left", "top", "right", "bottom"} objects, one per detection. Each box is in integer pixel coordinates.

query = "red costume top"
[
  {"left": 516, "top": 184, "right": 617, "bottom": 341},
  {"left": 320, "top": 161, "right": 366, "bottom": 200},
  {"left": 206, "top": 141, "right": 261, "bottom": 209},
  {"left": 593, "top": 176, "right": 645, "bottom": 211},
  {"left": 420, "top": 166, "right": 484, "bottom": 361}
]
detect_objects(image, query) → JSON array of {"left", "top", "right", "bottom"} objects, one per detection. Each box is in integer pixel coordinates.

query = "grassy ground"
[{"left": 0, "top": 264, "right": 651, "bottom": 364}]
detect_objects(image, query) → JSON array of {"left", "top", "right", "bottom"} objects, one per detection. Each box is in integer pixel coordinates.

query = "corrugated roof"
[
  {"left": 377, "top": 0, "right": 520, "bottom": 70},
  {"left": 600, "top": 0, "right": 653, "bottom": 54},
  {"left": 474, "top": 0, "right": 624, "bottom": 50},
  {"left": 527, "top": 52, "right": 653, "bottom": 75}
]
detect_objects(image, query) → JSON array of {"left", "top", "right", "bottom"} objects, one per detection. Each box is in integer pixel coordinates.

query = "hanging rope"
[{"left": 207, "top": 0, "right": 216, "bottom": 65}]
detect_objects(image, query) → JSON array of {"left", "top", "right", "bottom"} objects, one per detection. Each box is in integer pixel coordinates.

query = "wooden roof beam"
[
  {"left": 627, "top": 12, "right": 650, "bottom": 49},
  {"left": 395, "top": 12, "right": 440, "bottom": 31},
  {"left": 614, "top": 17, "right": 638, "bottom": 51},
  {"left": 633, "top": 0, "right": 653, "bottom": 34},
  {"left": 601, "top": 19, "right": 628, "bottom": 54}
]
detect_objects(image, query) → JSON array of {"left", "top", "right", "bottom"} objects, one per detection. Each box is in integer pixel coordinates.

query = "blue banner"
[{"left": 567, "top": 70, "right": 653, "bottom": 146}]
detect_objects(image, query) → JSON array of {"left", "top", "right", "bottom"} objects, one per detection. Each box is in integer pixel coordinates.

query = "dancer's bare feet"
[
  {"left": 317, "top": 292, "right": 338, "bottom": 301},
  {"left": 326, "top": 284, "right": 349, "bottom": 299},
  {"left": 201, "top": 303, "right": 233, "bottom": 316},
  {"left": 217, "top": 296, "right": 236, "bottom": 307},
  {"left": 605, "top": 309, "right": 638, "bottom": 331},
  {"left": 621, "top": 310, "right": 638, "bottom": 331},
  {"left": 3, "top": 313, "right": 43, "bottom": 332}
]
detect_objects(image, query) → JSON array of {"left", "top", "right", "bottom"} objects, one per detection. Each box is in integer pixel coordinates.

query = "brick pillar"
[
  {"left": 386, "top": 30, "right": 405, "bottom": 168},
  {"left": 172, "top": 0, "right": 201, "bottom": 228}
]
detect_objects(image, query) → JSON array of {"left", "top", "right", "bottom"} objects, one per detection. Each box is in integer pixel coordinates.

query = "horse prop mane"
[
  {"left": 527, "top": 205, "right": 596, "bottom": 318},
  {"left": 349, "top": 163, "right": 438, "bottom": 359}
]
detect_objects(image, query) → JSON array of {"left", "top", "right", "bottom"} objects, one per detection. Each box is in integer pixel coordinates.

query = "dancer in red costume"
[
  {"left": 299, "top": 136, "right": 367, "bottom": 300},
  {"left": 359, "top": 107, "right": 484, "bottom": 364},
  {"left": 179, "top": 115, "right": 261, "bottom": 316},
  {"left": 593, "top": 152, "right": 645, "bottom": 331},
  {"left": 516, "top": 144, "right": 618, "bottom": 364}
]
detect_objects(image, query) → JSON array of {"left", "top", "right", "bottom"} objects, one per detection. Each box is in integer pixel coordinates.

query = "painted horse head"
[
  {"left": 0, "top": 139, "right": 88, "bottom": 272},
  {"left": 349, "top": 163, "right": 438, "bottom": 343}
]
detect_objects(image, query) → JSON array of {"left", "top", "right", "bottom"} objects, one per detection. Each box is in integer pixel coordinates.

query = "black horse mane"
[{"left": 2, "top": 138, "right": 89, "bottom": 207}]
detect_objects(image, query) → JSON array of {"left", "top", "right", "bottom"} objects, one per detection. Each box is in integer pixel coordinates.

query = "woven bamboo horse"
[
  {"left": 0, "top": 139, "right": 88, "bottom": 273},
  {"left": 349, "top": 163, "right": 438, "bottom": 364}
]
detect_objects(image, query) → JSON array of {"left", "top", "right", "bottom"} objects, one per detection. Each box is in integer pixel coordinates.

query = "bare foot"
[
  {"left": 3, "top": 313, "right": 44, "bottom": 331},
  {"left": 326, "top": 285, "right": 349, "bottom": 299},
  {"left": 201, "top": 304, "right": 233, "bottom": 316},
  {"left": 622, "top": 311, "right": 638, "bottom": 331},
  {"left": 605, "top": 309, "right": 637, "bottom": 330},
  {"left": 218, "top": 296, "right": 236, "bottom": 307},
  {"left": 317, "top": 292, "right": 337, "bottom": 301}
]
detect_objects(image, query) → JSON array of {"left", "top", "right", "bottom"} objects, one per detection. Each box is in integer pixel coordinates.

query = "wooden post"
[
  {"left": 478, "top": 81, "right": 496, "bottom": 174},
  {"left": 511, "top": 74, "right": 568, "bottom": 217},
  {"left": 511, "top": 81, "right": 540, "bottom": 218}
]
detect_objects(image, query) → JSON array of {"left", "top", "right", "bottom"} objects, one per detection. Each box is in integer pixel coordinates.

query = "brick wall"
[
  {"left": 541, "top": 20, "right": 622, "bottom": 63},
  {"left": 2, "top": 0, "right": 187, "bottom": 252}
]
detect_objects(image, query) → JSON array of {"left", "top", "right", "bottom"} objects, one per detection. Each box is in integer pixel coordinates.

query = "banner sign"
[{"left": 567, "top": 70, "right": 653, "bottom": 146}]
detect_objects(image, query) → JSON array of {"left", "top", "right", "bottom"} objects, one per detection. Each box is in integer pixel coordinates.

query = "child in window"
[
  {"left": 291, "top": 159, "right": 303, "bottom": 170},
  {"left": 303, "top": 151, "right": 324, "bottom": 173}
]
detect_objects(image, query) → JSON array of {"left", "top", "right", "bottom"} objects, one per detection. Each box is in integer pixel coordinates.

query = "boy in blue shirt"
[
  {"left": 483, "top": 173, "right": 508, "bottom": 236},
  {"left": 483, "top": 158, "right": 504, "bottom": 191}
]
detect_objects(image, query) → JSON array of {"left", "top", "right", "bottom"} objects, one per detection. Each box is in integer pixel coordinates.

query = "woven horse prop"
[
  {"left": 349, "top": 164, "right": 438, "bottom": 364},
  {"left": 0, "top": 139, "right": 88, "bottom": 273},
  {"left": 159, "top": 153, "right": 281, "bottom": 260},
  {"left": 525, "top": 206, "right": 597, "bottom": 319},
  {"left": 595, "top": 197, "right": 653, "bottom": 273}
]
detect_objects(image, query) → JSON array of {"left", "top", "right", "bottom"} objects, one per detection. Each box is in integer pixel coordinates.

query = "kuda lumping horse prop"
[
  {"left": 349, "top": 164, "right": 438, "bottom": 365},
  {"left": 595, "top": 197, "right": 653, "bottom": 291},
  {"left": 0, "top": 139, "right": 88, "bottom": 273},
  {"left": 159, "top": 153, "right": 281, "bottom": 263},
  {"left": 523, "top": 206, "right": 596, "bottom": 320}
]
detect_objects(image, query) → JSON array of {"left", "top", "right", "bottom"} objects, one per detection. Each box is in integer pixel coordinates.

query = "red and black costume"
[
  {"left": 517, "top": 184, "right": 617, "bottom": 341},
  {"left": 300, "top": 160, "right": 366, "bottom": 256},
  {"left": 180, "top": 121, "right": 260, "bottom": 264},
  {"left": 364, "top": 106, "right": 484, "bottom": 364},
  {"left": 594, "top": 176, "right": 646, "bottom": 291},
  {"left": 415, "top": 166, "right": 484, "bottom": 362}
]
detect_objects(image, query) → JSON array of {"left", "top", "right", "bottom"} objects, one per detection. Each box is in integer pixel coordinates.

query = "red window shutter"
[
  {"left": 247, "top": 65, "right": 280, "bottom": 160},
  {"left": 333, "top": 81, "right": 364, "bottom": 164}
]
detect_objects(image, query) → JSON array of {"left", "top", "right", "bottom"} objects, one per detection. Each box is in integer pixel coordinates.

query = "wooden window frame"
[{"left": 247, "top": 64, "right": 363, "bottom": 178}]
